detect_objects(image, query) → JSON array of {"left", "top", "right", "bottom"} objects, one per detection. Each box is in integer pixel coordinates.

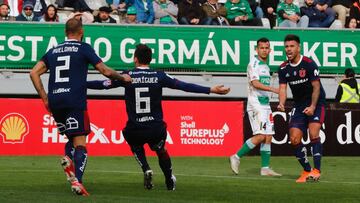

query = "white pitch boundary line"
[{"left": 2, "top": 169, "right": 360, "bottom": 185}]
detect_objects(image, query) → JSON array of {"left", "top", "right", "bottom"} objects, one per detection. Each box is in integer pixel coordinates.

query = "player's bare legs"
[
  {"left": 230, "top": 135, "right": 265, "bottom": 174},
  {"left": 308, "top": 122, "right": 322, "bottom": 181},
  {"left": 231, "top": 134, "right": 280, "bottom": 176},
  {"left": 290, "top": 128, "right": 311, "bottom": 183}
]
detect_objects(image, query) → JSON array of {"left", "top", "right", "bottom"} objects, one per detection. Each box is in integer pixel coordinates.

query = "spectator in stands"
[
  {"left": 350, "top": 0, "right": 360, "bottom": 28},
  {"left": 16, "top": 1, "right": 39, "bottom": 21},
  {"left": 94, "top": 6, "right": 117, "bottom": 23},
  {"left": 68, "top": 10, "right": 94, "bottom": 23},
  {"left": 178, "top": 0, "right": 213, "bottom": 25},
  {"left": 346, "top": 17, "right": 358, "bottom": 28},
  {"left": 300, "top": 0, "right": 335, "bottom": 27},
  {"left": 0, "top": 3, "right": 15, "bottom": 21},
  {"left": 294, "top": 0, "right": 305, "bottom": 7},
  {"left": 122, "top": 5, "right": 137, "bottom": 23},
  {"left": 27, "top": 0, "right": 46, "bottom": 19},
  {"left": 260, "top": 0, "right": 279, "bottom": 28},
  {"left": 58, "top": 0, "right": 93, "bottom": 12},
  {"left": 331, "top": 0, "right": 354, "bottom": 28},
  {"left": 248, "top": 0, "right": 263, "bottom": 19},
  {"left": 135, "top": 0, "right": 154, "bottom": 23},
  {"left": 202, "top": 0, "right": 228, "bottom": 25},
  {"left": 276, "top": 0, "right": 308, "bottom": 28},
  {"left": 4, "top": 0, "right": 23, "bottom": 18},
  {"left": 316, "top": 1, "right": 336, "bottom": 22},
  {"left": 108, "top": 0, "right": 134, "bottom": 14},
  {"left": 335, "top": 68, "right": 360, "bottom": 103},
  {"left": 224, "top": 0, "right": 263, "bottom": 26},
  {"left": 153, "top": 0, "right": 178, "bottom": 24},
  {"left": 39, "top": 4, "right": 59, "bottom": 22}
]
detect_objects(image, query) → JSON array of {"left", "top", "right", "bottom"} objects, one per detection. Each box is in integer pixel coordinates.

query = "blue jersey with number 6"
[
  {"left": 41, "top": 39, "right": 102, "bottom": 110},
  {"left": 87, "top": 68, "right": 211, "bottom": 129}
]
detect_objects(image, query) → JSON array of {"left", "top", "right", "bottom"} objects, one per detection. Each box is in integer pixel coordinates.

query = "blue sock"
[
  {"left": 74, "top": 146, "right": 87, "bottom": 183},
  {"left": 156, "top": 149, "right": 172, "bottom": 180},
  {"left": 131, "top": 146, "right": 150, "bottom": 172},
  {"left": 311, "top": 138, "right": 322, "bottom": 171},
  {"left": 294, "top": 144, "right": 311, "bottom": 172},
  {"left": 65, "top": 141, "right": 75, "bottom": 160}
]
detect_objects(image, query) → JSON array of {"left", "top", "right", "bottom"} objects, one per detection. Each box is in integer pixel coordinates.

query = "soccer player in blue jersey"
[
  {"left": 30, "top": 18, "right": 131, "bottom": 196},
  {"left": 87, "top": 44, "right": 230, "bottom": 190},
  {"left": 277, "top": 34, "right": 326, "bottom": 183}
]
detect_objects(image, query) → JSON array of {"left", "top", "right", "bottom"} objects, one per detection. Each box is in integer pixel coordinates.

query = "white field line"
[{"left": 1, "top": 169, "right": 360, "bottom": 185}]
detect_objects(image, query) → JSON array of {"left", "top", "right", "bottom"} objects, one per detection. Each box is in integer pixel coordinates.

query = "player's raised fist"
[{"left": 277, "top": 103, "right": 285, "bottom": 112}]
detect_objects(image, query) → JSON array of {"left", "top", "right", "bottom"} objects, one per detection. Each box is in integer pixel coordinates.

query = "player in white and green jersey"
[{"left": 230, "top": 38, "right": 281, "bottom": 176}]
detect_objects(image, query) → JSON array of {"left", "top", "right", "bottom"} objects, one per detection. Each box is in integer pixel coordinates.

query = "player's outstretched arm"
[
  {"left": 251, "top": 80, "right": 279, "bottom": 94},
  {"left": 30, "top": 61, "right": 49, "bottom": 112},
  {"left": 87, "top": 80, "right": 123, "bottom": 90},
  {"left": 95, "top": 62, "right": 131, "bottom": 83},
  {"left": 210, "top": 85, "right": 231, "bottom": 95}
]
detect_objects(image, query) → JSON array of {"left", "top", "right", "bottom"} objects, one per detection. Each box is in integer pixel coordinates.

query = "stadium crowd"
[{"left": 0, "top": 0, "right": 359, "bottom": 29}]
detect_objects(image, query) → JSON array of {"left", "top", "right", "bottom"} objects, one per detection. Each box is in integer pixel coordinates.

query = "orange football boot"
[
  {"left": 71, "top": 181, "right": 90, "bottom": 196},
  {"left": 308, "top": 168, "right": 321, "bottom": 181},
  {"left": 296, "top": 170, "right": 310, "bottom": 183}
]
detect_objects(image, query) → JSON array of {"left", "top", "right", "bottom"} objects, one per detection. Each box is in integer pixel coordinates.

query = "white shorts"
[{"left": 248, "top": 109, "right": 275, "bottom": 135}]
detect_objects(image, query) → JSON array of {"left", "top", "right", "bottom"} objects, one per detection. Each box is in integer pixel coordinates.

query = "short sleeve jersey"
[
  {"left": 41, "top": 40, "right": 102, "bottom": 110},
  {"left": 247, "top": 56, "right": 272, "bottom": 111},
  {"left": 278, "top": 55, "right": 326, "bottom": 106}
]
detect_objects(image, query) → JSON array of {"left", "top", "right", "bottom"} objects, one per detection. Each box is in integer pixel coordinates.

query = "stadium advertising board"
[
  {"left": 0, "top": 23, "right": 359, "bottom": 73},
  {"left": 244, "top": 102, "right": 360, "bottom": 156},
  {"left": 0, "top": 98, "right": 243, "bottom": 156}
]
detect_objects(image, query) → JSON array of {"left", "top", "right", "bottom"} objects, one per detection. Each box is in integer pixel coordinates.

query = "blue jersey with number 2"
[{"left": 41, "top": 40, "right": 102, "bottom": 110}]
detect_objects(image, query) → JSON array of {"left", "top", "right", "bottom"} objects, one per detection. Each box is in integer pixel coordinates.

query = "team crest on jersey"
[
  {"left": 0, "top": 113, "right": 29, "bottom": 144},
  {"left": 299, "top": 69, "right": 306, "bottom": 78}
]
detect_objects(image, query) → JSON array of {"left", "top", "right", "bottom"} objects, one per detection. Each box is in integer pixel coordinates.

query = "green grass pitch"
[{"left": 0, "top": 156, "right": 358, "bottom": 202}]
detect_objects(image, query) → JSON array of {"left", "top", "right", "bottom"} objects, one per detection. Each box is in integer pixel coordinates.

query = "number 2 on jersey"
[
  {"left": 55, "top": 55, "right": 70, "bottom": 83},
  {"left": 135, "top": 87, "right": 150, "bottom": 113}
]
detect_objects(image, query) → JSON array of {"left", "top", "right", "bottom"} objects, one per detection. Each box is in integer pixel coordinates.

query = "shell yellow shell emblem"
[{"left": 0, "top": 113, "right": 29, "bottom": 144}]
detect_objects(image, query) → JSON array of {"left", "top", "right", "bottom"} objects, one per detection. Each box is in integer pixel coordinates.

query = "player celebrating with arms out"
[
  {"left": 87, "top": 44, "right": 230, "bottom": 191},
  {"left": 277, "top": 34, "right": 326, "bottom": 183},
  {"left": 30, "top": 18, "right": 131, "bottom": 196},
  {"left": 230, "top": 37, "right": 281, "bottom": 177}
]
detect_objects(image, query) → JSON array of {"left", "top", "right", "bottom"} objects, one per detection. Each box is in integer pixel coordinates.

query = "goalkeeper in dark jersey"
[{"left": 88, "top": 44, "right": 230, "bottom": 190}]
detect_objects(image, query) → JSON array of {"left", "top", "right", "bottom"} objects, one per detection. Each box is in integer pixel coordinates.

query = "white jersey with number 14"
[{"left": 247, "top": 56, "right": 272, "bottom": 111}]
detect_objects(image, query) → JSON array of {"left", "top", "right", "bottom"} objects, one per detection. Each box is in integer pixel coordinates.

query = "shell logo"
[{"left": 0, "top": 113, "right": 29, "bottom": 144}]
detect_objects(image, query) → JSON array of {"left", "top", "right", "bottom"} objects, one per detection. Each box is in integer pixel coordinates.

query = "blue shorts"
[
  {"left": 123, "top": 122, "right": 167, "bottom": 151},
  {"left": 51, "top": 108, "right": 91, "bottom": 138},
  {"left": 289, "top": 104, "right": 325, "bottom": 135}
]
